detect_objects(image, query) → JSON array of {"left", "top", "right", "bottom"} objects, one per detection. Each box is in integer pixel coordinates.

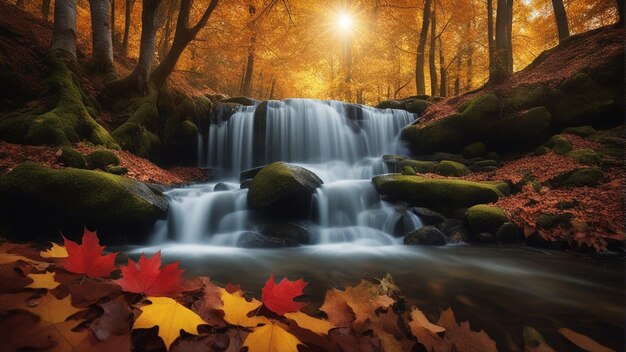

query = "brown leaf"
[
  {"left": 558, "top": 328, "right": 615, "bottom": 352},
  {"left": 320, "top": 289, "right": 355, "bottom": 326},
  {"left": 91, "top": 296, "right": 133, "bottom": 340},
  {"left": 437, "top": 308, "right": 497, "bottom": 352}
]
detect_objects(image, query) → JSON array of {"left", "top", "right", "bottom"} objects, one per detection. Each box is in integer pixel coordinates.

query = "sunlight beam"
[{"left": 338, "top": 12, "right": 353, "bottom": 32}]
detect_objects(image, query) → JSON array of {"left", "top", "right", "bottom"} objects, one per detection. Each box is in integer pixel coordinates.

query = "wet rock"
[
  {"left": 404, "top": 226, "right": 446, "bottom": 245},
  {"left": 467, "top": 204, "right": 509, "bottom": 234},
  {"left": 495, "top": 222, "right": 520, "bottom": 244},
  {"left": 56, "top": 147, "right": 87, "bottom": 169},
  {"left": 435, "top": 160, "right": 470, "bottom": 177},
  {"left": 214, "top": 182, "right": 237, "bottom": 191},
  {"left": 240, "top": 165, "right": 265, "bottom": 182},
  {"left": 259, "top": 221, "right": 310, "bottom": 245},
  {"left": 240, "top": 179, "right": 253, "bottom": 189},
  {"left": 411, "top": 207, "right": 446, "bottom": 226},
  {"left": 236, "top": 232, "right": 299, "bottom": 248},
  {"left": 438, "top": 218, "right": 469, "bottom": 243},
  {"left": 475, "top": 232, "right": 495, "bottom": 243}
]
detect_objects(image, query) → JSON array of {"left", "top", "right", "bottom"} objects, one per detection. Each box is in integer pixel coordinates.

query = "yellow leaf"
[
  {"left": 25, "top": 272, "right": 60, "bottom": 290},
  {"left": 558, "top": 328, "right": 615, "bottom": 352},
  {"left": 243, "top": 323, "right": 302, "bottom": 352},
  {"left": 40, "top": 242, "right": 68, "bottom": 258},
  {"left": 24, "top": 293, "right": 82, "bottom": 324},
  {"left": 218, "top": 288, "right": 271, "bottom": 328},
  {"left": 284, "top": 311, "right": 335, "bottom": 335},
  {"left": 0, "top": 253, "right": 50, "bottom": 271},
  {"left": 133, "top": 296, "right": 206, "bottom": 350}
]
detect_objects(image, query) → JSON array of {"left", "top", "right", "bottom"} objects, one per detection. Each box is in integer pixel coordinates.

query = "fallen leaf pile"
[{"left": 0, "top": 229, "right": 617, "bottom": 351}]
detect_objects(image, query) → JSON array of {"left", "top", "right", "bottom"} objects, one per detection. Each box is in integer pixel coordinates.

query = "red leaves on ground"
[
  {"left": 115, "top": 251, "right": 183, "bottom": 297},
  {"left": 261, "top": 275, "right": 308, "bottom": 316},
  {"left": 61, "top": 229, "right": 118, "bottom": 278}
]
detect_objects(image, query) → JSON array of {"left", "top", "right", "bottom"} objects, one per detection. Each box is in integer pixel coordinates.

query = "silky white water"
[{"left": 154, "top": 98, "right": 421, "bottom": 247}]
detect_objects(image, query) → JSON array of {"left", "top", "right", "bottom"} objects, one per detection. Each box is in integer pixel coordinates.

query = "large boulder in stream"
[
  {"left": 248, "top": 162, "right": 323, "bottom": 219},
  {"left": 0, "top": 163, "right": 168, "bottom": 242},
  {"left": 404, "top": 226, "right": 446, "bottom": 245}
]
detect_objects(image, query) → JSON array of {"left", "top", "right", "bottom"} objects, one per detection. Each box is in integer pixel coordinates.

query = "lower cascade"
[{"left": 154, "top": 98, "right": 422, "bottom": 247}]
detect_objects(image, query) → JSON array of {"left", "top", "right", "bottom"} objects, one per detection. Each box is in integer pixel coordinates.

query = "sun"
[{"left": 338, "top": 12, "right": 353, "bottom": 31}]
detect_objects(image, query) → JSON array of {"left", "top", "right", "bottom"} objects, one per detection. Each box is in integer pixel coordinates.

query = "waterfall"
[{"left": 157, "top": 98, "right": 421, "bottom": 246}]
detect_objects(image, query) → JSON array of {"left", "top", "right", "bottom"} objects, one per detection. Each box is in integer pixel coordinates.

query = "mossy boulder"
[
  {"left": 536, "top": 212, "right": 573, "bottom": 229},
  {"left": 0, "top": 163, "right": 167, "bottom": 241},
  {"left": 401, "top": 166, "right": 416, "bottom": 175},
  {"left": 220, "top": 96, "right": 258, "bottom": 106},
  {"left": 112, "top": 122, "right": 161, "bottom": 159},
  {"left": 397, "top": 159, "right": 437, "bottom": 174},
  {"left": 563, "top": 125, "right": 596, "bottom": 137},
  {"left": 56, "top": 147, "right": 87, "bottom": 169},
  {"left": 372, "top": 174, "right": 503, "bottom": 211},
  {"left": 495, "top": 222, "right": 520, "bottom": 244},
  {"left": 545, "top": 135, "right": 572, "bottom": 155},
  {"left": 502, "top": 85, "right": 548, "bottom": 111},
  {"left": 490, "top": 107, "right": 552, "bottom": 151},
  {"left": 376, "top": 98, "right": 431, "bottom": 114},
  {"left": 400, "top": 113, "right": 465, "bottom": 154},
  {"left": 458, "top": 94, "right": 501, "bottom": 137},
  {"left": 548, "top": 167, "right": 604, "bottom": 188},
  {"left": 435, "top": 160, "right": 470, "bottom": 177},
  {"left": 485, "top": 152, "right": 501, "bottom": 162},
  {"left": 248, "top": 162, "right": 323, "bottom": 219},
  {"left": 106, "top": 166, "right": 128, "bottom": 175},
  {"left": 404, "top": 226, "right": 446, "bottom": 245},
  {"left": 463, "top": 142, "right": 487, "bottom": 159},
  {"left": 85, "top": 150, "right": 120, "bottom": 170},
  {"left": 466, "top": 205, "right": 509, "bottom": 234},
  {"left": 568, "top": 148, "right": 601, "bottom": 165}
]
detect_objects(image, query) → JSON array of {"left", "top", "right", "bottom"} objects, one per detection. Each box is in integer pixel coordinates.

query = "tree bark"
[
  {"left": 487, "top": 0, "right": 494, "bottom": 68},
  {"left": 106, "top": 0, "right": 161, "bottom": 95},
  {"left": 438, "top": 37, "right": 446, "bottom": 97},
  {"left": 42, "top": 0, "right": 52, "bottom": 20},
  {"left": 241, "top": 31, "right": 256, "bottom": 97},
  {"left": 150, "top": 0, "right": 219, "bottom": 88},
  {"left": 428, "top": 7, "right": 437, "bottom": 96},
  {"left": 506, "top": 0, "right": 513, "bottom": 73},
  {"left": 89, "top": 0, "right": 115, "bottom": 72},
  {"left": 121, "top": 0, "right": 134, "bottom": 56},
  {"left": 268, "top": 78, "right": 276, "bottom": 100},
  {"left": 415, "top": 0, "right": 432, "bottom": 95},
  {"left": 111, "top": 0, "right": 116, "bottom": 47},
  {"left": 489, "top": 0, "right": 510, "bottom": 83},
  {"left": 51, "top": 0, "right": 77, "bottom": 57},
  {"left": 551, "top": 0, "right": 569, "bottom": 42},
  {"left": 454, "top": 49, "right": 461, "bottom": 95}
]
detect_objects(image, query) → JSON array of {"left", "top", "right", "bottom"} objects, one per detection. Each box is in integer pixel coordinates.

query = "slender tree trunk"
[
  {"left": 487, "top": 0, "right": 494, "bottom": 67},
  {"left": 89, "top": 0, "right": 115, "bottom": 72},
  {"left": 438, "top": 37, "right": 446, "bottom": 97},
  {"left": 106, "top": 0, "right": 161, "bottom": 95},
  {"left": 428, "top": 8, "right": 437, "bottom": 96},
  {"left": 454, "top": 51, "right": 461, "bottom": 95},
  {"left": 51, "top": 0, "right": 77, "bottom": 57},
  {"left": 242, "top": 32, "right": 256, "bottom": 97},
  {"left": 415, "top": 0, "right": 432, "bottom": 95},
  {"left": 121, "top": 0, "right": 134, "bottom": 56},
  {"left": 489, "top": 0, "right": 510, "bottom": 83},
  {"left": 150, "top": 0, "right": 220, "bottom": 88},
  {"left": 257, "top": 72, "right": 264, "bottom": 99},
  {"left": 111, "top": 0, "right": 116, "bottom": 47},
  {"left": 466, "top": 42, "right": 473, "bottom": 91},
  {"left": 42, "top": 0, "right": 52, "bottom": 20},
  {"left": 506, "top": 0, "right": 513, "bottom": 73},
  {"left": 551, "top": 0, "right": 569, "bottom": 42},
  {"left": 268, "top": 78, "right": 276, "bottom": 100}
]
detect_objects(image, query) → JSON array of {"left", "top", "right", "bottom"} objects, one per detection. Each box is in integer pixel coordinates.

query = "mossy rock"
[
  {"left": 0, "top": 163, "right": 167, "bottom": 241},
  {"left": 435, "top": 160, "right": 470, "bottom": 177},
  {"left": 106, "top": 165, "right": 128, "bottom": 175},
  {"left": 401, "top": 166, "right": 416, "bottom": 175},
  {"left": 248, "top": 162, "right": 323, "bottom": 219},
  {"left": 536, "top": 212, "right": 573, "bottom": 229},
  {"left": 466, "top": 205, "right": 509, "bottom": 234},
  {"left": 474, "top": 159, "right": 500, "bottom": 168},
  {"left": 532, "top": 146, "right": 548, "bottom": 156},
  {"left": 462, "top": 142, "right": 487, "bottom": 159},
  {"left": 568, "top": 148, "right": 601, "bottom": 165},
  {"left": 56, "top": 147, "right": 87, "bottom": 169},
  {"left": 404, "top": 226, "right": 446, "bottom": 245},
  {"left": 545, "top": 135, "right": 572, "bottom": 155},
  {"left": 548, "top": 167, "right": 604, "bottom": 188},
  {"left": 502, "top": 85, "right": 548, "bottom": 111},
  {"left": 376, "top": 98, "right": 430, "bottom": 114},
  {"left": 490, "top": 107, "right": 552, "bottom": 151},
  {"left": 400, "top": 113, "right": 466, "bottom": 154},
  {"left": 220, "top": 96, "right": 258, "bottom": 106},
  {"left": 85, "top": 150, "right": 120, "bottom": 170},
  {"left": 397, "top": 159, "right": 437, "bottom": 174},
  {"left": 458, "top": 94, "right": 501, "bottom": 137},
  {"left": 563, "top": 125, "right": 596, "bottom": 137},
  {"left": 482, "top": 181, "right": 511, "bottom": 196},
  {"left": 556, "top": 199, "right": 578, "bottom": 210},
  {"left": 495, "top": 222, "right": 520, "bottom": 244},
  {"left": 485, "top": 152, "right": 501, "bottom": 162},
  {"left": 112, "top": 122, "right": 161, "bottom": 159},
  {"left": 372, "top": 174, "right": 503, "bottom": 211}
]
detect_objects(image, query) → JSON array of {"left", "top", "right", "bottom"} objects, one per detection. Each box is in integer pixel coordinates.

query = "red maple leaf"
[
  {"left": 261, "top": 275, "right": 308, "bottom": 316},
  {"left": 61, "top": 228, "right": 118, "bottom": 278},
  {"left": 114, "top": 251, "right": 183, "bottom": 296}
]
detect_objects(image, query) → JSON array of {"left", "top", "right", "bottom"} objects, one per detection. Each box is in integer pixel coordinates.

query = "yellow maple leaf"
[
  {"left": 0, "top": 252, "right": 50, "bottom": 271},
  {"left": 218, "top": 288, "right": 271, "bottom": 327},
  {"left": 40, "top": 242, "right": 68, "bottom": 258},
  {"left": 284, "top": 311, "right": 335, "bottom": 335},
  {"left": 133, "top": 296, "right": 206, "bottom": 350},
  {"left": 24, "top": 293, "right": 82, "bottom": 324},
  {"left": 243, "top": 323, "right": 302, "bottom": 352},
  {"left": 25, "top": 272, "right": 60, "bottom": 290}
]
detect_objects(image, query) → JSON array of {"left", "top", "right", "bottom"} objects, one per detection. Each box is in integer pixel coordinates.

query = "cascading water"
[{"left": 157, "top": 98, "right": 421, "bottom": 247}]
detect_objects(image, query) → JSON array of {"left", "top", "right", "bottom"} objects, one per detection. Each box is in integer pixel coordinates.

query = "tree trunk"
[
  {"left": 241, "top": 32, "right": 256, "bottom": 97},
  {"left": 438, "top": 37, "right": 446, "bottom": 97},
  {"left": 487, "top": 0, "right": 494, "bottom": 67},
  {"left": 106, "top": 0, "right": 161, "bottom": 95},
  {"left": 51, "top": 0, "right": 77, "bottom": 57},
  {"left": 428, "top": 7, "right": 437, "bottom": 96},
  {"left": 42, "top": 0, "right": 52, "bottom": 20},
  {"left": 489, "top": 0, "right": 510, "bottom": 83},
  {"left": 415, "top": 0, "right": 432, "bottom": 95},
  {"left": 454, "top": 51, "right": 461, "bottom": 95},
  {"left": 89, "top": 0, "right": 115, "bottom": 72},
  {"left": 111, "top": 0, "right": 116, "bottom": 47},
  {"left": 150, "top": 0, "right": 219, "bottom": 88},
  {"left": 466, "top": 41, "right": 473, "bottom": 91},
  {"left": 551, "top": 0, "right": 569, "bottom": 42},
  {"left": 506, "top": 0, "right": 513, "bottom": 73},
  {"left": 121, "top": 0, "right": 134, "bottom": 56},
  {"left": 268, "top": 78, "right": 276, "bottom": 100}
]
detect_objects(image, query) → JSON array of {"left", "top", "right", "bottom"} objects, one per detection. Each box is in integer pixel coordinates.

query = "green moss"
[
  {"left": 463, "top": 142, "right": 487, "bottom": 159},
  {"left": 556, "top": 199, "right": 578, "bottom": 210},
  {"left": 220, "top": 96, "right": 258, "bottom": 106},
  {"left": 546, "top": 135, "right": 572, "bottom": 155},
  {"left": 459, "top": 94, "right": 501, "bottom": 136},
  {"left": 536, "top": 212, "right": 572, "bottom": 228},
  {"left": 401, "top": 166, "right": 416, "bottom": 175},
  {"left": 112, "top": 122, "right": 161, "bottom": 158},
  {"left": 248, "top": 162, "right": 323, "bottom": 210},
  {"left": 435, "top": 160, "right": 470, "bottom": 177},
  {"left": 548, "top": 167, "right": 604, "bottom": 188},
  {"left": 85, "top": 150, "right": 120, "bottom": 170},
  {"left": 372, "top": 174, "right": 503, "bottom": 211},
  {"left": 502, "top": 85, "right": 548, "bottom": 111},
  {"left": 400, "top": 113, "right": 466, "bottom": 154},
  {"left": 105, "top": 165, "right": 128, "bottom": 175},
  {"left": 495, "top": 222, "right": 519, "bottom": 243},
  {"left": 563, "top": 125, "right": 596, "bottom": 137},
  {"left": 483, "top": 180, "right": 511, "bottom": 196},
  {"left": 466, "top": 205, "right": 509, "bottom": 233},
  {"left": 491, "top": 107, "right": 552, "bottom": 151},
  {"left": 397, "top": 160, "right": 437, "bottom": 174},
  {"left": 568, "top": 148, "right": 601, "bottom": 165},
  {"left": 57, "top": 147, "right": 87, "bottom": 169},
  {"left": 474, "top": 160, "right": 499, "bottom": 168},
  {"left": 485, "top": 152, "right": 501, "bottom": 162},
  {"left": 404, "top": 99, "right": 431, "bottom": 114},
  {"left": 0, "top": 163, "right": 166, "bottom": 239},
  {"left": 532, "top": 146, "right": 548, "bottom": 156}
]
